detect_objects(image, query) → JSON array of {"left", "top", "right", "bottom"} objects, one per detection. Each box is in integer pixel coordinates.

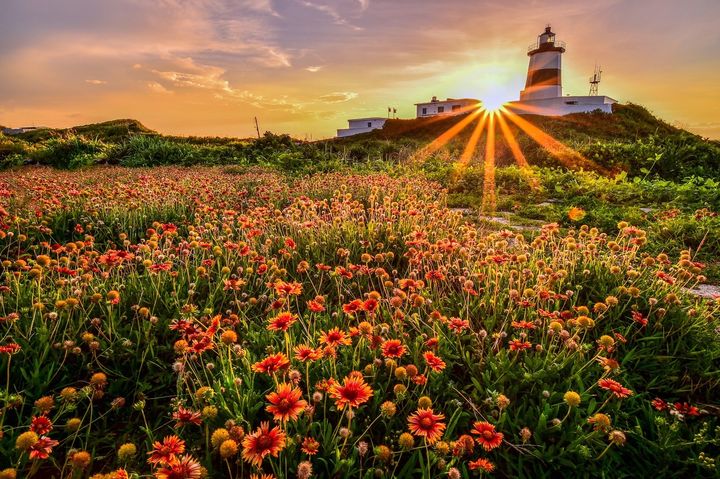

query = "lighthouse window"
[{"left": 437, "top": 106, "right": 445, "bottom": 113}]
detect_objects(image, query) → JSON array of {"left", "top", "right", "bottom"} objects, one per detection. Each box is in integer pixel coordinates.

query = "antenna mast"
[{"left": 589, "top": 64, "right": 602, "bottom": 96}]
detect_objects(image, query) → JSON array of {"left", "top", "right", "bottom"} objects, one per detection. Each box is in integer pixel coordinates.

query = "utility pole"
[{"left": 254, "top": 117, "right": 261, "bottom": 138}]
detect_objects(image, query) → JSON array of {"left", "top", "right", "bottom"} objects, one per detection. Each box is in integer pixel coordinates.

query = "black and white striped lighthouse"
[{"left": 519, "top": 25, "right": 566, "bottom": 101}]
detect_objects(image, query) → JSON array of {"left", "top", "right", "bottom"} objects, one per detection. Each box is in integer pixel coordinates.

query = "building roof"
[
  {"left": 347, "top": 117, "right": 387, "bottom": 122},
  {"left": 414, "top": 98, "right": 480, "bottom": 106}
]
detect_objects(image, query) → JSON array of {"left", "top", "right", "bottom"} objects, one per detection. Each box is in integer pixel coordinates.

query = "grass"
[{"left": 0, "top": 166, "right": 718, "bottom": 478}]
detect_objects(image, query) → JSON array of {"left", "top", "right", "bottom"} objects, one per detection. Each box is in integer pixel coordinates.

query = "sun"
[{"left": 482, "top": 94, "right": 509, "bottom": 112}]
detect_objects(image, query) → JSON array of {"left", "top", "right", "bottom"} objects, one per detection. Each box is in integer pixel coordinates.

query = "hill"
[
  {"left": 1, "top": 104, "right": 718, "bottom": 178},
  {"left": 12, "top": 118, "right": 156, "bottom": 142},
  {"left": 326, "top": 103, "right": 720, "bottom": 178}
]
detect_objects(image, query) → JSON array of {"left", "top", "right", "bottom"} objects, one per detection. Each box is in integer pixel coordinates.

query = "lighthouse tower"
[{"left": 519, "top": 25, "right": 566, "bottom": 101}]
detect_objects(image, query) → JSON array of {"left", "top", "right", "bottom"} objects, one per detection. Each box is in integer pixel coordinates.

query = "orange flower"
[
  {"left": 266, "top": 383, "right": 307, "bottom": 423},
  {"left": 294, "top": 345, "right": 322, "bottom": 362},
  {"left": 148, "top": 435, "right": 186, "bottom": 465},
  {"left": 422, "top": 351, "right": 446, "bottom": 372},
  {"left": 301, "top": 436, "right": 320, "bottom": 455},
  {"left": 252, "top": 353, "right": 291, "bottom": 375},
  {"left": 567, "top": 207, "right": 586, "bottom": 221},
  {"left": 407, "top": 408, "right": 446, "bottom": 444},
  {"left": 342, "top": 299, "right": 364, "bottom": 315},
  {"left": 471, "top": 421, "right": 504, "bottom": 451},
  {"left": 381, "top": 339, "right": 407, "bottom": 358},
  {"left": 598, "top": 378, "right": 633, "bottom": 398},
  {"left": 307, "top": 299, "right": 325, "bottom": 313},
  {"left": 241, "top": 422, "right": 287, "bottom": 467},
  {"left": 509, "top": 339, "right": 532, "bottom": 351},
  {"left": 329, "top": 371, "right": 373, "bottom": 410},
  {"left": 267, "top": 312, "right": 297, "bottom": 332},
  {"left": 273, "top": 280, "right": 302, "bottom": 297},
  {"left": 468, "top": 457, "right": 495, "bottom": 472},
  {"left": 319, "top": 328, "right": 351, "bottom": 347},
  {"left": 154, "top": 454, "right": 202, "bottom": 479}
]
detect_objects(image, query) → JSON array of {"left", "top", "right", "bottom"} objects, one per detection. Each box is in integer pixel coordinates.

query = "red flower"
[
  {"left": 407, "top": 408, "right": 446, "bottom": 444},
  {"left": 252, "top": 353, "right": 291, "bottom": 375},
  {"left": 470, "top": 421, "right": 504, "bottom": 451},
  {"left": 267, "top": 312, "right": 297, "bottom": 332},
  {"left": 423, "top": 351, "right": 446, "bottom": 372},
  {"left": 0, "top": 343, "right": 21, "bottom": 355},
  {"left": 30, "top": 415, "right": 53, "bottom": 435},
  {"left": 448, "top": 318, "right": 470, "bottom": 334},
  {"left": 509, "top": 339, "right": 531, "bottom": 351},
  {"left": 468, "top": 458, "right": 495, "bottom": 472},
  {"left": 172, "top": 406, "right": 202, "bottom": 427},
  {"left": 511, "top": 320, "right": 535, "bottom": 330},
  {"left": 425, "top": 270, "right": 445, "bottom": 281},
  {"left": 29, "top": 436, "right": 59, "bottom": 460},
  {"left": 598, "top": 378, "right": 633, "bottom": 399},
  {"left": 342, "top": 299, "right": 364, "bottom": 315},
  {"left": 154, "top": 454, "right": 202, "bottom": 479},
  {"left": 381, "top": 339, "right": 407, "bottom": 358},
  {"left": 148, "top": 435, "right": 186, "bottom": 465},
  {"left": 631, "top": 311, "right": 648, "bottom": 327},
  {"left": 241, "top": 422, "right": 287, "bottom": 467},
  {"left": 329, "top": 371, "right": 373, "bottom": 410},
  {"left": 362, "top": 298, "right": 379, "bottom": 314},
  {"left": 673, "top": 402, "right": 700, "bottom": 416},
  {"left": 651, "top": 398, "right": 668, "bottom": 411},
  {"left": 266, "top": 383, "right": 307, "bottom": 423},
  {"left": 307, "top": 299, "right": 325, "bottom": 313}
]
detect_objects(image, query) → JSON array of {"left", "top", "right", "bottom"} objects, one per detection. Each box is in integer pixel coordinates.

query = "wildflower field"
[{"left": 0, "top": 166, "right": 718, "bottom": 478}]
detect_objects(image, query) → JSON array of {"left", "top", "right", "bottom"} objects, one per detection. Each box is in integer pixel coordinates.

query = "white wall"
[
  {"left": 348, "top": 119, "right": 386, "bottom": 129},
  {"left": 508, "top": 96, "right": 615, "bottom": 116},
  {"left": 337, "top": 126, "right": 378, "bottom": 138},
  {"left": 416, "top": 99, "right": 477, "bottom": 118}
]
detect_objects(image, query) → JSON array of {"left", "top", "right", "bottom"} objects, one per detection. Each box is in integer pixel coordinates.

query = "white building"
[
  {"left": 1, "top": 126, "right": 45, "bottom": 136},
  {"left": 415, "top": 97, "right": 480, "bottom": 118},
  {"left": 506, "top": 26, "right": 616, "bottom": 115},
  {"left": 337, "top": 117, "right": 387, "bottom": 138}
]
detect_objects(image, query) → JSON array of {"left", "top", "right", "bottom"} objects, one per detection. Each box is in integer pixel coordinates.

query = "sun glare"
[{"left": 482, "top": 95, "right": 509, "bottom": 112}]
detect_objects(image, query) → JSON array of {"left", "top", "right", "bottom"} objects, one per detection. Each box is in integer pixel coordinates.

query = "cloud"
[
  {"left": 147, "top": 82, "right": 173, "bottom": 94},
  {"left": 358, "top": 0, "right": 369, "bottom": 11},
  {"left": 318, "top": 91, "right": 358, "bottom": 103},
  {"left": 152, "top": 57, "right": 231, "bottom": 91},
  {"left": 297, "top": 1, "right": 363, "bottom": 30},
  {"left": 85, "top": 79, "right": 107, "bottom": 85},
  {"left": 305, "top": 66, "right": 323, "bottom": 72}
]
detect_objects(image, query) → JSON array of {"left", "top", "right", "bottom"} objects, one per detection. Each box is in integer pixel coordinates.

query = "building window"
[
  {"left": 565, "top": 101, "right": 578, "bottom": 105},
  {"left": 437, "top": 106, "right": 445, "bottom": 113},
  {"left": 422, "top": 108, "right": 427, "bottom": 115},
  {"left": 368, "top": 122, "right": 372, "bottom": 127},
  {"left": 452, "top": 105, "right": 461, "bottom": 111}
]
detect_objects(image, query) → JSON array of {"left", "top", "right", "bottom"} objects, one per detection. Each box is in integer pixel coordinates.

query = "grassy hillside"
[
  {"left": 1, "top": 103, "right": 718, "bottom": 178},
  {"left": 328, "top": 104, "right": 720, "bottom": 178},
  {"left": 12, "top": 118, "right": 155, "bottom": 142}
]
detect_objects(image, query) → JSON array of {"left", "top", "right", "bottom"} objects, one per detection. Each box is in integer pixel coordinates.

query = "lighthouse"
[
  {"left": 520, "top": 26, "right": 566, "bottom": 101},
  {"left": 508, "top": 25, "right": 615, "bottom": 115}
]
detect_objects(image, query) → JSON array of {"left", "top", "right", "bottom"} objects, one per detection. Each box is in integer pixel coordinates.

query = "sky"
[{"left": 1, "top": 0, "right": 719, "bottom": 139}]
